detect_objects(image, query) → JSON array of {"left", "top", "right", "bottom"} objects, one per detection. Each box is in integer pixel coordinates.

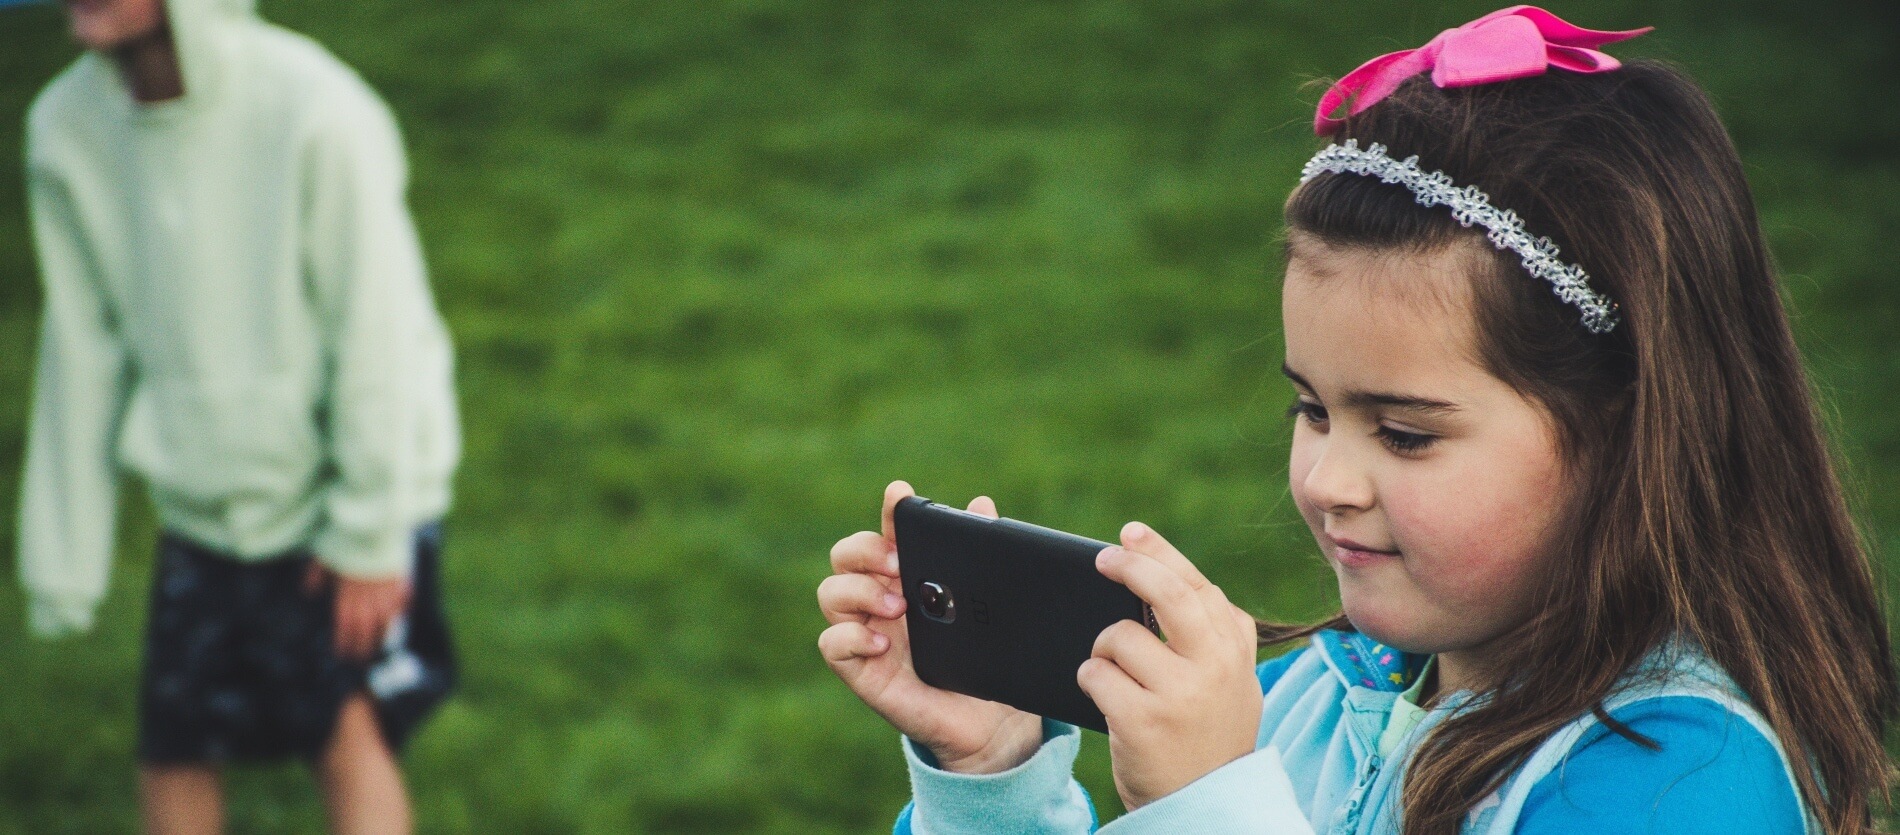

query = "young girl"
[{"left": 818, "top": 5, "right": 1896, "bottom": 834}]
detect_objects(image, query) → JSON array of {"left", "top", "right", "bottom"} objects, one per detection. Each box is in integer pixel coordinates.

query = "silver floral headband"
[{"left": 1300, "top": 139, "right": 1620, "bottom": 334}]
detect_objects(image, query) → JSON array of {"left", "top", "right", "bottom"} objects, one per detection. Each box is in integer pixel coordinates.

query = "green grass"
[{"left": 0, "top": 0, "right": 1895, "bottom": 831}]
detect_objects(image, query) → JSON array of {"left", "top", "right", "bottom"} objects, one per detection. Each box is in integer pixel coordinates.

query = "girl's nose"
[{"left": 1302, "top": 438, "right": 1375, "bottom": 515}]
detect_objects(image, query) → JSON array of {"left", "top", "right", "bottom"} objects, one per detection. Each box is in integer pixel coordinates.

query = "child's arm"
[
  {"left": 16, "top": 162, "right": 130, "bottom": 637},
  {"left": 895, "top": 720, "right": 1099, "bottom": 834},
  {"left": 894, "top": 675, "right": 1317, "bottom": 834},
  {"left": 300, "top": 80, "right": 439, "bottom": 585}
]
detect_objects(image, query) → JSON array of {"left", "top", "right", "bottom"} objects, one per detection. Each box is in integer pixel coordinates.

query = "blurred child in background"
[{"left": 18, "top": 0, "right": 460, "bottom": 831}]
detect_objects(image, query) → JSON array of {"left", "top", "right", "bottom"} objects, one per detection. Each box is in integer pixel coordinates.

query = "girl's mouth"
[{"left": 1327, "top": 535, "right": 1400, "bottom": 568}]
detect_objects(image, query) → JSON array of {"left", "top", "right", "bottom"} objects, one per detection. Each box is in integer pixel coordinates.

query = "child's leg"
[
  {"left": 315, "top": 692, "right": 412, "bottom": 835},
  {"left": 138, "top": 764, "right": 224, "bottom": 835}
]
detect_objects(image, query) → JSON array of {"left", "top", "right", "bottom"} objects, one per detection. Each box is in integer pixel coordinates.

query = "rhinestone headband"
[{"left": 1300, "top": 139, "right": 1619, "bottom": 334}]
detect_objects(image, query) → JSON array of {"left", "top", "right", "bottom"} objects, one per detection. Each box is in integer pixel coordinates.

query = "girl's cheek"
[
  {"left": 1385, "top": 482, "right": 1500, "bottom": 588},
  {"left": 1390, "top": 484, "right": 1548, "bottom": 605},
  {"left": 1391, "top": 443, "right": 1517, "bottom": 538},
  {"left": 1379, "top": 479, "right": 1435, "bottom": 547}
]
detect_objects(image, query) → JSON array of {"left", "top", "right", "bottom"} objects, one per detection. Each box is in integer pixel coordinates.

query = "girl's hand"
[
  {"left": 1081, "top": 522, "right": 1263, "bottom": 811},
  {"left": 817, "top": 481, "right": 1043, "bottom": 774}
]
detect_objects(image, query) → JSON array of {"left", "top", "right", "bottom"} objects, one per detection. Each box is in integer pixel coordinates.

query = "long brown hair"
[{"left": 1270, "top": 61, "right": 1896, "bottom": 833}]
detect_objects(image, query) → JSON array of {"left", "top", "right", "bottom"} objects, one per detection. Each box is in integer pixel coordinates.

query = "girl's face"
[{"left": 1283, "top": 241, "right": 1571, "bottom": 685}]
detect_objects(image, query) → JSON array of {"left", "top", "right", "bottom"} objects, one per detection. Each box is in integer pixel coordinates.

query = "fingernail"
[
  {"left": 883, "top": 593, "right": 905, "bottom": 614},
  {"left": 1123, "top": 521, "right": 1149, "bottom": 540},
  {"left": 1097, "top": 546, "right": 1119, "bottom": 566},
  {"left": 872, "top": 633, "right": 889, "bottom": 650}
]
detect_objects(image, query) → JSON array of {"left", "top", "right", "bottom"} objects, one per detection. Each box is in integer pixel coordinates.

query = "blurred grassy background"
[{"left": 0, "top": 0, "right": 1894, "bottom": 831}]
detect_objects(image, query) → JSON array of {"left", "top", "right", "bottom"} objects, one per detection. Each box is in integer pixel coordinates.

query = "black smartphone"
[{"left": 893, "top": 495, "right": 1157, "bottom": 733}]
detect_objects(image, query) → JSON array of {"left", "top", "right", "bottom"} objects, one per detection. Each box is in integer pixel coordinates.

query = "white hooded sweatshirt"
[{"left": 19, "top": 0, "right": 460, "bottom": 635}]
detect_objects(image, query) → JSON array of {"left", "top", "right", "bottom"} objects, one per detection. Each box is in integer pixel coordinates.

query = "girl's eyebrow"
[{"left": 1281, "top": 363, "right": 1462, "bottom": 416}]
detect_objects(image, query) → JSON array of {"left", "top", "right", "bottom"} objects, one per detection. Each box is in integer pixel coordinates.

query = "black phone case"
[{"left": 894, "top": 496, "right": 1154, "bottom": 733}]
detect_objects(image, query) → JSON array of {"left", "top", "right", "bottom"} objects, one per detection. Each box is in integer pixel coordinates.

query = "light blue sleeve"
[
  {"left": 1097, "top": 744, "right": 1317, "bottom": 833},
  {"left": 1516, "top": 695, "right": 1805, "bottom": 834},
  {"left": 895, "top": 735, "right": 1315, "bottom": 835},
  {"left": 894, "top": 719, "right": 1097, "bottom": 834},
  {"left": 893, "top": 654, "right": 1322, "bottom": 835},
  {"left": 1092, "top": 650, "right": 1316, "bottom": 832}
]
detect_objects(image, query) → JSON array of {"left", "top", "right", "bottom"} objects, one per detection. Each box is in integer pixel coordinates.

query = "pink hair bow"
[{"left": 1314, "top": 5, "right": 1651, "bottom": 135}]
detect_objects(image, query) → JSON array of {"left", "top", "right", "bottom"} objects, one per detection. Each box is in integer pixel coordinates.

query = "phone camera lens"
[{"left": 917, "top": 581, "right": 956, "bottom": 624}]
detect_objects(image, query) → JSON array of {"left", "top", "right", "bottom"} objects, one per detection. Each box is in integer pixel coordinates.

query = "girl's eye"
[
  {"left": 1378, "top": 426, "right": 1437, "bottom": 454},
  {"left": 1286, "top": 399, "right": 1328, "bottom": 425}
]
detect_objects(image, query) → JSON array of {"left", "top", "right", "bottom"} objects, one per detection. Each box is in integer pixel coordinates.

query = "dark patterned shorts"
[{"left": 137, "top": 525, "right": 457, "bottom": 764}]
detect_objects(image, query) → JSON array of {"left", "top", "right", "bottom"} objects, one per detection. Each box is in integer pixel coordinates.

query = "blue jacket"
[{"left": 895, "top": 630, "right": 1812, "bottom": 833}]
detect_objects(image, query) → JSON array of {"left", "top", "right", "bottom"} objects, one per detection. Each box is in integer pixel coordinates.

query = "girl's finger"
[
  {"left": 967, "top": 495, "right": 999, "bottom": 519},
  {"left": 1120, "top": 521, "right": 1213, "bottom": 594},
  {"left": 1076, "top": 656, "right": 1149, "bottom": 722},
  {"left": 1098, "top": 545, "right": 1216, "bottom": 659},
  {"left": 879, "top": 480, "right": 916, "bottom": 543},
  {"left": 818, "top": 621, "right": 892, "bottom": 664},
  {"left": 818, "top": 572, "right": 908, "bottom": 624},
  {"left": 1120, "top": 522, "right": 1242, "bottom": 644},
  {"left": 1090, "top": 618, "right": 1180, "bottom": 690},
  {"left": 1230, "top": 604, "right": 1265, "bottom": 662},
  {"left": 830, "top": 530, "right": 898, "bottom": 578}
]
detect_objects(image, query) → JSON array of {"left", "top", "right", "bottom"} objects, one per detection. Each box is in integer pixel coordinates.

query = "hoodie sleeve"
[
  {"left": 895, "top": 716, "right": 1317, "bottom": 834},
  {"left": 1095, "top": 744, "right": 1316, "bottom": 834},
  {"left": 898, "top": 721, "right": 1099, "bottom": 834},
  {"left": 301, "top": 81, "right": 433, "bottom": 579},
  {"left": 895, "top": 659, "right": 1322, "bottom": 834},
  {"left": 17, "top": 157, "right": 130, "bottom": 638}
]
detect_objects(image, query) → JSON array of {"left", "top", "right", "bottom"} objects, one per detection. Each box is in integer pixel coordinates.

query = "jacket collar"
[{"left": 1313, "top": 629, "right": 1430, "bottom": 693}]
